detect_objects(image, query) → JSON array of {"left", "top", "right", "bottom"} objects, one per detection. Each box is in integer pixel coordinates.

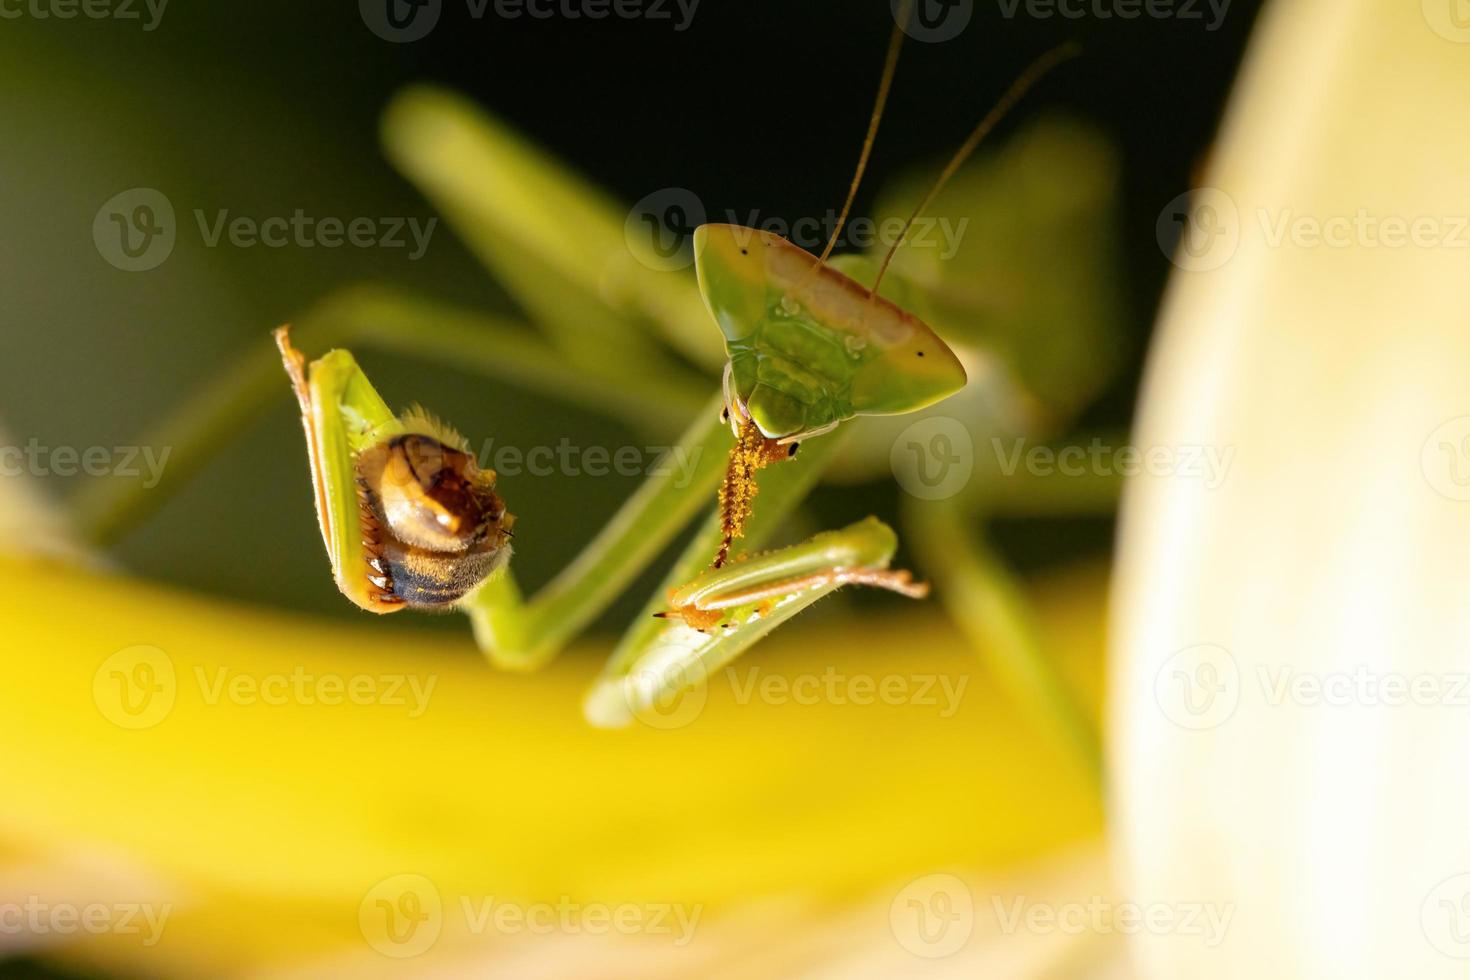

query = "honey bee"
[{"left": 276, "top": 327, "right": 513, "bottom": 612}]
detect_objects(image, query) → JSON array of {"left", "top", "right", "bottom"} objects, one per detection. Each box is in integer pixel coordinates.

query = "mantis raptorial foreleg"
[{"left": 277, "top": 327, "right": 919, "bottom": 695}]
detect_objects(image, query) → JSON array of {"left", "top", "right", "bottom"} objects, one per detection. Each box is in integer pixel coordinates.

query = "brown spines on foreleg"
[{"left": 714, "top": 419, "right": 787, "bottom": 568}]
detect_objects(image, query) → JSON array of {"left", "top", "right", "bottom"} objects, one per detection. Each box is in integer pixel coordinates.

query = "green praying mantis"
[
  {"left": 71, "top": 10, "right": 1123, "bottom": 773},
  {"left": 269, "top": 22, "right": 1089, "bottom": 730},
  {"left": 271, "top": 213, "right": 964, "bottom": 725}
]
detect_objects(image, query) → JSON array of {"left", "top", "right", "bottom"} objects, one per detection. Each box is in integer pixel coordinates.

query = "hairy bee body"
[{"left": 355, "top": 433, "right": 514, "bottom": 610}]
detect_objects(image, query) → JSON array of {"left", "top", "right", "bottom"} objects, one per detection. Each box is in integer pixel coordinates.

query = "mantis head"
[{"left": 693, "top": 223, "right": 967, "bottom": 443}]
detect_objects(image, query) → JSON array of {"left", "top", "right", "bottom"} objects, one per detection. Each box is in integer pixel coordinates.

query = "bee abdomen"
[{"left": 380, "top": 539, "right": 512, "bottom": 609}]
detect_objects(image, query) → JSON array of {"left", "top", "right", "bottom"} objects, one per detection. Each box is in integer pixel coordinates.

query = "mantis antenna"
[
  {"left": 813, "top": 0, "right": 913, "bottom": 268},
  {"left": 871, "top": 41, "right": 1083, "bottom": 293}
]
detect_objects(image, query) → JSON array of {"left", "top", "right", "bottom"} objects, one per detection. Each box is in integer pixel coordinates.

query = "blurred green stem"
[
  {"left": 463, "top": 401, "right": 729, "bottom": 671},
  {"left": 977, "top": 435, "right": 1126, "bottom": 517},
  {"left": 904, "top": 494, "right": 1103, "bottom": 790},
  {"left": 69, "top": 284, "right": 707, "bottom": 547}
]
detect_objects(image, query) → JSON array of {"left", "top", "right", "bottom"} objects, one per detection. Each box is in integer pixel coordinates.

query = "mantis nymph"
[{"left": 275, "top": 19, "right": 1077, "bottom": 726}]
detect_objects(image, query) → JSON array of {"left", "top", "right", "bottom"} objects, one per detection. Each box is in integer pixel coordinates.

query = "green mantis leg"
[
  {"left": 665, "top": 518, "right": 923, "bottom": 612},
  {"left": 70, "top": 285, "right": 710, "bottom": 548},
  {"left": 277, "top": 329, "right": 406, "bottom": 613},
  {"left": 459, "top": 405, "right": 731, "bottom": 672},
  {"left": 280, "top": 323, "right": 732, "bottom": 665},
  {"left": 583, "top": 515, "right": 918, "bottom": 728},
  {"left": 584, "top": 424, "right": 922, "bottom": 727},
  {"left": 278, "top": 327, "right": 921, "bottom": 701}
]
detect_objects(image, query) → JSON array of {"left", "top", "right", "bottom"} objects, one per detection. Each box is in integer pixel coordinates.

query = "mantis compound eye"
[{"left": 355, "top": 433, "right": 514, "bottom": 608}]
